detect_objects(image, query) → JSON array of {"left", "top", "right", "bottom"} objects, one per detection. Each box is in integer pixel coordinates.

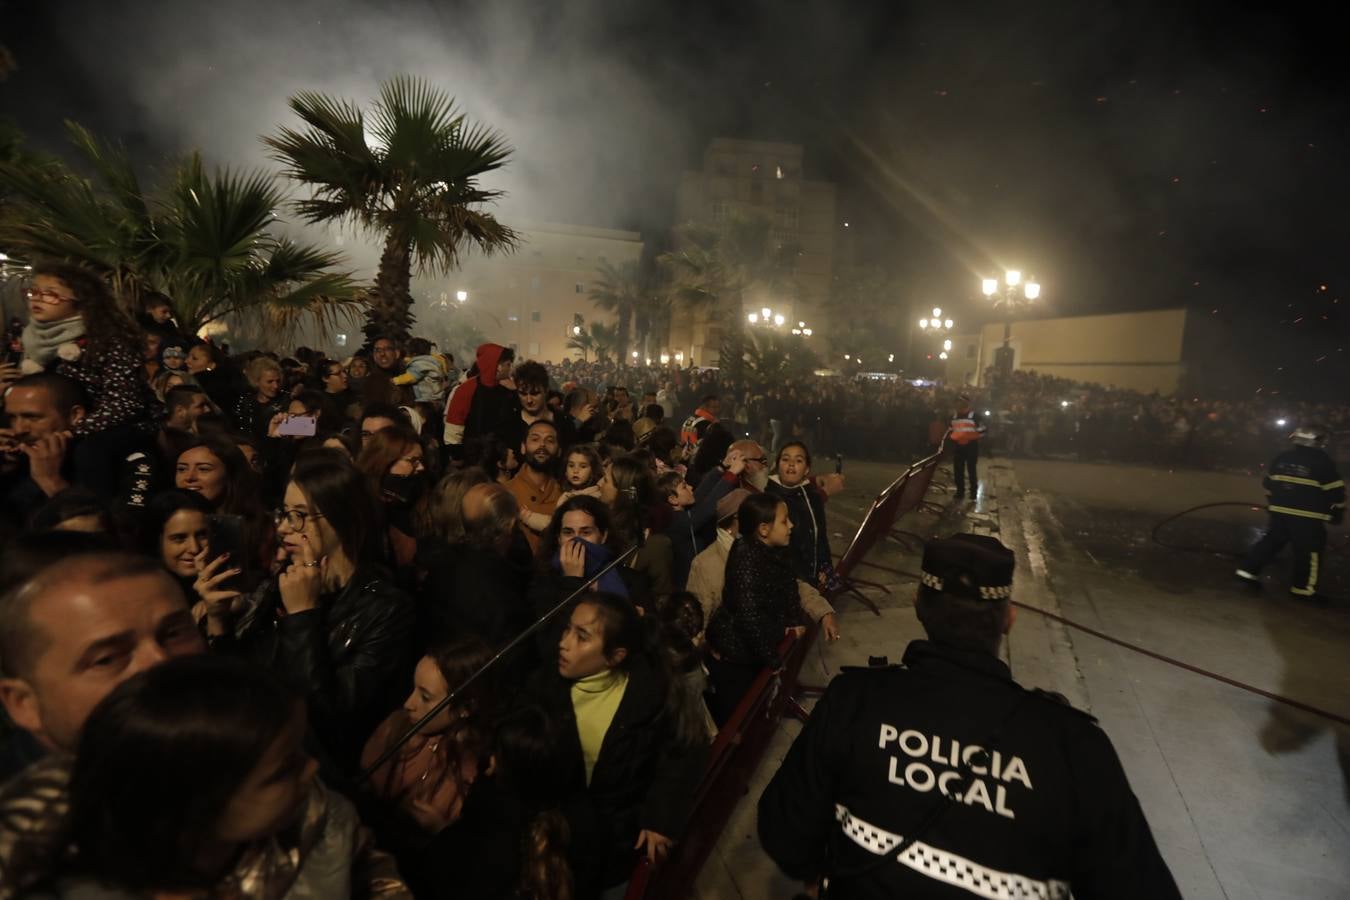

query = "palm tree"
[
  {"left": 265, "top": 75, "right": 519, "bottom": 343},
  {"left": 588, "top": 321, "right": 619, "bottom": 363},
  {"left": 587, "top": 259, "right": 645, "bottom": 363},
  {"left": 660, "top": 211, "right": 798, "bottom": 375},
  {"left": 565, "top": 327, "right": 595, "bottom": 361},
  {"left": 0, "top": 121, "right": 362, "bottom": 343}
]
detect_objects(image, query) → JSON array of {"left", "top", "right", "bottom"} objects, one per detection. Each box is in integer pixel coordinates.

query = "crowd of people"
[
  {"left": 541, "top": 359, "right": 1348, "bottom": 473},
  {"left": 0, "top": 262, "right": 849, "bottom": 899}
]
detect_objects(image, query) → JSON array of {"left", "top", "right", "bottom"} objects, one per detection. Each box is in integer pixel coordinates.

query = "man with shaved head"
[
  {"left": 0, "top": 553, "right": 204, "bottom": 754},
  {"left": 0, "top": 553, "right": 206, "bottom": 894}
]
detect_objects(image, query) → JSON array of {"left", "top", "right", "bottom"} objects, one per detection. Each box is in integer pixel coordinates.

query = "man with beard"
[{"left": 506, "top": 419, "right": 562, "bottom": 554}]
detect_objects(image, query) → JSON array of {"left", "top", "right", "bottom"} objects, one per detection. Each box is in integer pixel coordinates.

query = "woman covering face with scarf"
[{"left": 356, "top": 423, "right": 430, "bottom": 570}]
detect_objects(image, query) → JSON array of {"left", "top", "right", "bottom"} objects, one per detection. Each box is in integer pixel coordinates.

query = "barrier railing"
[{"left": 623, "top": 440, "right": 950, "bottom": 898}]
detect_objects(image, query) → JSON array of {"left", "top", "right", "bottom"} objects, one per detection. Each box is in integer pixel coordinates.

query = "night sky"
[{"left": 3, "top": 0, "right": 1347, "bottom": 397}]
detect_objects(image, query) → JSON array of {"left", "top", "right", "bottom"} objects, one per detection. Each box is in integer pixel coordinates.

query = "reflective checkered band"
[
  {"left": 920, "top": 571, "right": 944, "bottom": 590},
  {"left": 835, "top": 804, "right": 1070, "bottom": 900},
  {"left": 979, "top": 585, "right": 1012, "bottom": 600}
]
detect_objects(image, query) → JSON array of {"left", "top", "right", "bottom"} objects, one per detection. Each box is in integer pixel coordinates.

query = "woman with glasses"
[
  {"left": 356, "top": 424, "right": 430, "bottom": 569},
  {"left": 194, "top": 450, "right": 418, "bottom": 774},
  {"left": 316, "top": 357, "right": 359, "bottom": 417}
]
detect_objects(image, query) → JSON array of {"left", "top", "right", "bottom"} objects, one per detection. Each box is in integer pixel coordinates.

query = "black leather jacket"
[{"left": 217, "top": 567, "right": 418, "bottom": 773}]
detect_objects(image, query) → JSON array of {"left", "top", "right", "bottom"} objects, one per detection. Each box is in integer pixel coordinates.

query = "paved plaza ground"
[{"left": 696, "top": 456, "right": 1350, "bottom": 900}]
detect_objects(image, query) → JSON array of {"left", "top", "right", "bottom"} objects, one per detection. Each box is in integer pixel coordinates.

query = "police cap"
[{"left": 919, "top": 533, "right": 1015, "bottom": 601}]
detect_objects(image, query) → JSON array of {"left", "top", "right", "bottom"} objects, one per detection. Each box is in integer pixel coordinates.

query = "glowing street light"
[
  {"left": 631, "top": 351, "right": 639, "bottom": 360},
  {"left": 932, "top": 307, "right": 942, "bottom": 318},
  {"left": 660, "top": 353, "right": 670, "bottom": 364},
  {"left": 761, "top": 307, "right": 771, "bottom": 319},
  {"left": 748, "top": 312, "right": 760, "bottom": 324},
  {"left": 802, "top": 328, "right": 812, "bottom": 336},
  {"left": 943, "top": 338, "right": 953, "bottom": 351},
  {"left": 982, "top": 267, "right": 1042, "bottom": 382},
  {"left": 455, "top": 289, "right": 468, "bottom": 303},
  {"left": 939, "top": 351, "right": 949, "bottom": 360},
  {"left": 572, "top": 325, "right": 582, "bottom": 335},
  {"left": 674, "top": 351, "right": 684, "bottom": 363}
]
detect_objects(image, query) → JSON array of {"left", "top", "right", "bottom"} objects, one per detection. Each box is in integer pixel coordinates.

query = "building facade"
[
  {"left": 411, "top": 222, "right": 644, "bottom": 365},
  {"left": 671, "top": 138, "right": 837, "bottom": 365},
  {"left": 965, "top": 308, "right": 1188, "bottom": 394}
]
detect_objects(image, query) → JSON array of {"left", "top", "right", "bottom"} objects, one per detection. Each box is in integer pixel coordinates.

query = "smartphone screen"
[
  {"left": 206, "top": 514, "right": 254, "bottom": 593},
  {"left": 277, "top": 415, "right": 318, "bottom": 437}
]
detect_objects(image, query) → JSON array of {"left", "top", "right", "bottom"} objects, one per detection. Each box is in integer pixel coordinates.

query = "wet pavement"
[{"left": 691, "top": 457, "right": 1350, "bottom": 900}]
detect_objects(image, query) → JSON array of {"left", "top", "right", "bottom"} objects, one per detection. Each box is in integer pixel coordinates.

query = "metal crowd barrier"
[{"left": 622, "top": 439, "right": 949, "bottom": 898}]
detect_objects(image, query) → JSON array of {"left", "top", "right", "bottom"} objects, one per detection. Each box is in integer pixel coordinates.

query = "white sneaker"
[{"left": 1234, "top": 569, "right": 1260, "bottom": 583}]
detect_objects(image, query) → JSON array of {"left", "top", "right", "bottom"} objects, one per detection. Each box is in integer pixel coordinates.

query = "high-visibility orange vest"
[{"left": 949, "top": 410, "right": 984, "bottom": 445}]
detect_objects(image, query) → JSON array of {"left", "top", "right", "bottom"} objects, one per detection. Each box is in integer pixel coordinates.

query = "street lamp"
[
  {"left": 981, "top": 268, "right": 1042, "bottom": 383},
  {"left": 456, "top": 290, "right": 468, "bottom": 303},
  {"left": 660, "top": 353, "right": 670, "bottom": 364},
  {"left": 674, "top": 351, "right": 684, "bottom": 363},
  {"left": 748, "top": 312, "right": 760, "bottom": 324}
]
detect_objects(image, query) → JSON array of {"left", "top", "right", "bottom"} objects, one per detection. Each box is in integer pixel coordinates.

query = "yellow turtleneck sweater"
[{"left": 570, "top": 669, "right": 630, "bottom": 785}]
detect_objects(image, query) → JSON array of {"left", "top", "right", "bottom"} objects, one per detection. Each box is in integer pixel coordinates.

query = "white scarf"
[{"left": 21, "top": 315, "right": 86, "bottom": 367}]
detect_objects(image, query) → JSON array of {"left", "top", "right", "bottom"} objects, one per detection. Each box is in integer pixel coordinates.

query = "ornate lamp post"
[{"left": 980, "top": 271, "right": 1040, "bottom": 382}]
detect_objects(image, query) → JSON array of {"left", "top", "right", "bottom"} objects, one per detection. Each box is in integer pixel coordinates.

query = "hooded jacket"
[{"left": 442, "top": 344, "right": 514, "bottom": 457}]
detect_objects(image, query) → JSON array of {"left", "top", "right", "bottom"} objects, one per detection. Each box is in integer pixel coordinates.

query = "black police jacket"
[
  {"left": 759, "top": 640, "right": 1181, "bottom": 900},
  {"left": 1263, "top": 445, "right": 1345, "bottom": 522}
]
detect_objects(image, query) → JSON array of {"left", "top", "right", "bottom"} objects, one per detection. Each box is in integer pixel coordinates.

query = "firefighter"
[
  {"left": 1236, "top": 424, "right": 1345, "bottom": 598},
  {"left": 758, "top": 533, "right": 1181, "bottom": 899},
  {"left": 948, "top": 394, "right": 986, "bottom": 500}
]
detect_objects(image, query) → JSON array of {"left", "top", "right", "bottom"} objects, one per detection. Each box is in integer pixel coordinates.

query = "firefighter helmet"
[{"left": 1290, "top": 424, "right": 1330, "bottom": 449}]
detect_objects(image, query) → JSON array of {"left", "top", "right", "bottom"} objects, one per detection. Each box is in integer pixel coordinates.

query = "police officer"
[
  {"left": 758, "top": 533, "right": 1181, "bottom": 899},
  {"left": 948, "top": 395, "right": 985, "bottom": 500},
  {"left": 1236, "top": 424, "right": 1345, "bottom": 598}
]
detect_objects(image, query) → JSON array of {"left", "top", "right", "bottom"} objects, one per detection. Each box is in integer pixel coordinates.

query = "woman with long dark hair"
[
  {"left": 194, "top": 451, "right": 417, "bottom": 773},
  {"left": 356, "top": 424, "right": 429, "bottom": 569},
  {"left": 361, "top": 636, "right": 497, "bottom": 841},
  {"left": 51, "top": 655, "right": 410, "bottom": 897},
  {"left": 138, "top": 489, "right": 214, "bottom": 597},
  {"left": 532, "top": 593, "right": 708, "bottom": 892}
]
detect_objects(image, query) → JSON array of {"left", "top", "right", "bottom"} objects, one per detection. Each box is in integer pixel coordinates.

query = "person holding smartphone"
[{"left": 193, "top": 451, "right": 417, "bottom": 775}]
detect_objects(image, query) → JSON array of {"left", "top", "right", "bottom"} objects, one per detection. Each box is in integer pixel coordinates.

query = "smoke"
[{"left": 15, "top": 0, "right": 754, "bottom": 270}]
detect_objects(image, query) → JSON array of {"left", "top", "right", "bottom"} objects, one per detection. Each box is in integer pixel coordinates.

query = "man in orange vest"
[{"left": 948, "top": 394, "right": 987, "bottom": 500}]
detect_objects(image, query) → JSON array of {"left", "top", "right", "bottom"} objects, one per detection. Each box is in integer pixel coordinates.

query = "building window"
[
  {"left": 749, "top": 181, "right": 764, "bottom": 203},
  {"left": 507, "top": 310, "right": 519, "bottom": 322},
  {"left": 575, "top": 282, "right": 584, "bottom": 294},
  {"left": 776, "top": 207, "right": 799, "bottom": 229},
  {"left": 712, "top": 201, "right": 729, "bottom": 222},
  {"left": 531, "top": 310, "right": 541, "bottom": 322},
  {"left": 530, "top": 276, "right": 541, "bottom": 292},
  {"left": 775, "top": 164, "right": 784, "bottom": 180}
]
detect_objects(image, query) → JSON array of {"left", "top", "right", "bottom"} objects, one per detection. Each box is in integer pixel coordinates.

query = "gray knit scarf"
[{"left": 21, "top": 316, "right": 86, "bottom": 367}]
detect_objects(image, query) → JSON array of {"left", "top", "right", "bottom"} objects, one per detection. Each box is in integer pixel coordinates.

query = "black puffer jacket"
[
  {"left": 216, "top": 567, "right": 417, "bottom": 773},
  {"left": 705, "top": 537, "right": 801, "bottom": 667},
  {"left": 530, "top": 651, "right": 708, "bottom": 889}
]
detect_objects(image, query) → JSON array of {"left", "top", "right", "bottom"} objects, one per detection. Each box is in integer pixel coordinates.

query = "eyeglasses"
[
  {"left": 25, "top": 288, "right": 76, "bottom": 305},
  {"left": 273, "top": 508, "right": 326, "bottom": 530}
]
